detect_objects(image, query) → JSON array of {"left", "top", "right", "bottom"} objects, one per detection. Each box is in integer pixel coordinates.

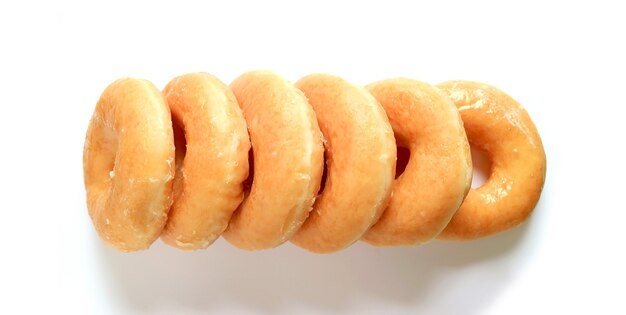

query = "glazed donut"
[
  {"left": 83, "top": 72, "right": 546, "bottom": 252},
  {"left": 362, "top": 79, "right": 472, "bottom": 246},
  {"left": 160, "top": 73, "right": 250, "bottom": 250},
  {"left": 222, "top": 71, "right": 325, "bottom": 250},
  {"left": 436, "top": 81, "right": 546, "bottom": 240},
  {"left": 291, "top": 74, "right": 396, "bottom": 253},
  {"left": 83, "top": 78, "right": 175, "bottom": 251}
]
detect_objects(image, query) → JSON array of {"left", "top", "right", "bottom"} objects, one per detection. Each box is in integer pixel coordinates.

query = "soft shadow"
[{"left": 96, "top": 216, "right": 534, "bottom": 314}]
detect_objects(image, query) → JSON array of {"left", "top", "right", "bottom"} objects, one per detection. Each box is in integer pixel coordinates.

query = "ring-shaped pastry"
[
  {"left": 436, "top": 80, "right": 546, "bottom": 239},
  {"left": 291, "top": 74, "right": 396, "bottom": 253},
  {"left": 83, "top": 78, "right": 175, "bottom": 251},
  {"left": 161, "top": 73, "right": 250, "bottom": 250},
  {"left": 223, "top": 71, "right": 324, "bottom": 250},
  {"left": 363, "top": 79, "right": 472, "bottom": 246}
]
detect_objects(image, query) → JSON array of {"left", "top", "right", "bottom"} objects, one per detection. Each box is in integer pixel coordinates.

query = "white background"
[{"left": 1, "top": 0, "right": 625, "bottom": 314}]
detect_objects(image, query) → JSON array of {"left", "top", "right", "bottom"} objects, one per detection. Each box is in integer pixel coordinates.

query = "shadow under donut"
[{"left": 95, "top": 211, "right": 536, "bottom": 314}]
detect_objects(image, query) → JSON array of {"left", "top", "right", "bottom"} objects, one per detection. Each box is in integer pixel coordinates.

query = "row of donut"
[{"left": 83, "top": 71, "right": 546, "bottom": 253}]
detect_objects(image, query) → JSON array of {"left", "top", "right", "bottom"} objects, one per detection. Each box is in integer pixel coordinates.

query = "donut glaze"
[
  {"left": 83, "top": 78, "right": 175, "bottom": 251},
  {"left": 436, "top": 81, "right": 546, "bottom": 240},
  {"left": 292, "top": 74, "right": 396, "bottom": 253},
  {"left": 363, "top": 79, "right": 472, "bottom": 246},
  {"left": 160, "top": 73, "right": 250, "bottom": 250},
  {"left": 222, "top": 71, "right": 325, "bottom": 250}
]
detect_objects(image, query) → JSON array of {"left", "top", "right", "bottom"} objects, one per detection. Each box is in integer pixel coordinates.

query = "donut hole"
[
  {"left": 172, "top": 117, "right": 187, "bottom": 165},
  {"left": 395, "top": 146, "right": 411, "bottom": 179},
  {"left": 470, "top": 146, "right": 492, "bottom": 189},
  {"left": 242, "top": 147, "right": 254, "bottom": 194},
  {"left": 172, "top": 117, "right": 187, "bottom": 196},
  {"left": 89, "top": 123, "right": 118, "bottom": 188},
  {"left": 102, "top": 127, "right": 118, "bottom": 179},
  {"left": 318, "top": 150, "right": 329, "bottom": 194}
]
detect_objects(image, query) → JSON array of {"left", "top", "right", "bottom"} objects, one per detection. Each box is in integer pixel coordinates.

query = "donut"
[
  {"left": 362, "top": 79, "right": 473, "bottom": 246},
  {"left": 83, "top": 73, "right": 547, "bottom": 252},
  {"left": 222, "top": 71, "right": 325, "bottom": 250},
  {"left": 83, "top": 78, "right": 175, "bottom": 251},
  {"left": 291, "top": 74, "right": 396, "bottom": 253},
  {"left": 436, "top": 81, "right": 546, "bottom": 239},
  {"left": 160, "top": 73, "right": 250, "bottom": 250}
]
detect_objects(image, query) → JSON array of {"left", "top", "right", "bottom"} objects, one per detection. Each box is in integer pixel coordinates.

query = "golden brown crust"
[
  {"left": 83, "top": 78, "right": 175, "bottom": 251},
  {"left": 436, "top": 81, "right": 547, "bottom": 240},
  {"left": 222, "top": 71, "right": 325, "bottom": 250},
  {"left": 291, "top": 74, "right": 396, "bottom": 253},
  {"left": 160, "top": 73, "right": 250, "bottom": 250},
  {"left": 363, "top": 79, "right": 472, "bottom": 246}
]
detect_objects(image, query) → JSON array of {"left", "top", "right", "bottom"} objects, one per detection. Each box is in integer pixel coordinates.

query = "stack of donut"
[{"left": 83, "top": 71, "right": 546, "bottom": 253}]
